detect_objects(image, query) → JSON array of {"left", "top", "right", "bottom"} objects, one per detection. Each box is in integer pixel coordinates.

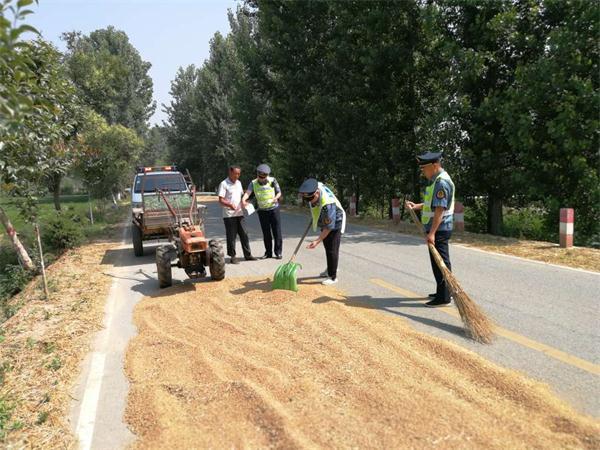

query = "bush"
[
  {"left": 0, "top": 244, "right": 18, "bottom": 272},
  {"left": 503, "top": 207, "right": 552, "bottom": 241},
  {"left": 61, "top": 184, "right": 74, "bottom": 195},
  {"left": 41, "top": 214, "right": 84, "bottom": 251},
  {"left": 0, "top": 264, "right": 31, "bottom": 320},
  {"left": 463, "top": 198, "right": 488, "bottom": 234},
  {"left": 0, "top": 265, "right": 30, "bottom": 300}
]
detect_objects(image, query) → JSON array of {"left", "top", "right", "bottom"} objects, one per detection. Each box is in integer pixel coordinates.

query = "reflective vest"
[
  {"left": 252, "top": 177, "right": 276, "bottom": 209},
  {"left": 422, "top": 170, "right": 455, "bottom": 225},
  {"left": 310, "top": 182, "right": 346, "bottom": 233}
]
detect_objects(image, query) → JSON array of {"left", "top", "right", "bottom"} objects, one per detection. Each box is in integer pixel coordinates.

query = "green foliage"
[
  {"left": 0, "top": 265, "right": 31, "bottom": 302},
  {"left": 503, "top": 207, "right": 550, "bottom": 242},
  {"left": 75, "top": 110, "right": 144, "bottom": 198},
  {"left": 0, "top": 0, "right": 40, "bottom": 126},
  {"left": 162, "top": 0, "right": 598, "bottom": 245},
  {"left": 41, "top": 214, "right": 85, "bottom": 251},
  {"left": 1, "top": 30, "right": 83, "bottom": 219},
  {"left": 62, "top": 26, "right": 156, "bottom": 135},
  {"left": 0, "top": 393, "right": 19, "bottom": 441},
  {"left": 46, "top": 357, "right": 61, "bottom": 371},
  {"left": 464, "top": 199, "right": 488, "bottom": 234},
  {"left": 35, "top": 411, "right": 49, "bottom": 425},
  {"left": 143, "top": 125, "right": 170, "bottom": 166}
]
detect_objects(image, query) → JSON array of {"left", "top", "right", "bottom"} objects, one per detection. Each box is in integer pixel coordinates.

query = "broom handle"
[
  {"left": 289, "top": 219, "right": 313, "bottom": 263},
  {"left": 407, "top": 206, "right": 449, "bottom": 271}
]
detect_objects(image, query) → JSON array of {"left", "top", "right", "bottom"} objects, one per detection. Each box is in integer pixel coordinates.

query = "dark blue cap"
[
  {"left": 416, "top": 152, "right": 442, "bottom": 165},
  {"left": 298, "top": 178, "right": 318, "bottom": 195},
  {"left": 256, "top": 163, "right": 271, "bottom": 175}
]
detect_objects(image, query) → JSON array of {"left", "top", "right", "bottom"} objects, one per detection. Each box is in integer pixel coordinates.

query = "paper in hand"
[{"left": 243, "top": 203, "right": 256, "bottom": 216}]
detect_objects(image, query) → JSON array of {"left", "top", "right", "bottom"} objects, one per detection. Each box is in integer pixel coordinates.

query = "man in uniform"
[
  {"left": 405, "top": 152, "right": 455, "bottom": 307},
  {"left": 217, "top": 165, "right": 257, "bottom": 264},
  {"left": 298, "top": 178, "right": 346, "bottom": 285},
  {"left": 241, "top": 164, "right": 283, "bottom": 260}
]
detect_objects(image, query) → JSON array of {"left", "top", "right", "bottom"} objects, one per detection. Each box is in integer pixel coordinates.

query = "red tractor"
[{"left": 154, "top": 187, "right": 225, "bottom": 288}]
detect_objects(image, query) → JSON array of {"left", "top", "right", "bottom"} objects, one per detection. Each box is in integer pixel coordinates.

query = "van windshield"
[{"left": 134, "top": 174, "right": 188, "bottom": 193}]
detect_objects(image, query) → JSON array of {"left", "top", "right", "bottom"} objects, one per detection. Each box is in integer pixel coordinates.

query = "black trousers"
[
  {"left": 323, "top": 229, "right": 341, "bottom": 279},
  {"left": 257, "top": 208, "right": 283, "bottom": 257},
  {"left": 428, "top": 229, "right": 452, "bottom": 301},
  {"left": 223, "top": 216, "right": 252, "bottom": 258}
]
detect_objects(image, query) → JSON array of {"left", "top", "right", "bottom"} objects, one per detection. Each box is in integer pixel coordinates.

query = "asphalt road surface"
[{"left": 70, "top": 199, "right": 600, "bottom": 449}]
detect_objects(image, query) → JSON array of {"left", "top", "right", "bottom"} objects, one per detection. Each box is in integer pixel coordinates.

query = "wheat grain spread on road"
[{"left": 125, "top": 277, "right": 599, "bottom": 449}]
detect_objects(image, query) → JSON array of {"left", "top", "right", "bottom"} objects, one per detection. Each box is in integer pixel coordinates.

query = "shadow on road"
[
  {"left": 313, "top": 294, "right": 467, "bottom": 339},
  {"left": 101, "top": 245, "right": 160, "bottom": 267}
]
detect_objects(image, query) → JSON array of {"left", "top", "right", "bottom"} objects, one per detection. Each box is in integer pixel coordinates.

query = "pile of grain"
[{"left": 125, "top": 277, "right": 599, "bottom": 449}]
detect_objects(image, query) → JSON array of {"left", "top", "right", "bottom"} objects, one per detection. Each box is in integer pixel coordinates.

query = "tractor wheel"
[
  {"left": 132, "top": 224, "right": 144, "bottom": 257},
  {"left": 156, "top": 244, "right": 175, "bottom": 288},
  {"left": 208, "top": 240, "right": 225, "bottom": 281}
]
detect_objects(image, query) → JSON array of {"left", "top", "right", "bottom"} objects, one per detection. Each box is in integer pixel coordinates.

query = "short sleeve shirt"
[
  {"left": 246, "top": 177, "right": 282, "bottom": 210},
  {"left": 317, "top": 203, "right": 344, "bottom": 230},
  {"left": 218, "top": 178, "right": 244, "bottom": 218},
  {"left": 427, "top": 170, "right": 454, "bottom": 231}
]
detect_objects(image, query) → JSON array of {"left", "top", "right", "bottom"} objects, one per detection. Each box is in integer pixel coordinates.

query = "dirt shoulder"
[
  {"left": 0, "top": 227, "right": 123, "bottom": 447},
  {"left": 281, "top": 204, "right": 600, "bottom": 273},
  {"left": 125, "top": 277, "right": 598, "bottom": 449}
]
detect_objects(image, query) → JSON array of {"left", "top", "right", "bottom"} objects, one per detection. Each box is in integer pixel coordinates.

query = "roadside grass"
[
  {"left": 0, "top": 194, "right": 126, "bottom": 447},
  {"left": 0, "top": 195, "right": 128, "bottom": 321},
  {"left": 0, "top": 195, "right": 122, "bottom": 245}
]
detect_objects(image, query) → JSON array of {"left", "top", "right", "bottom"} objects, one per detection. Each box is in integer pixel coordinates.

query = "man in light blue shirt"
[{"left": 406, "top": 152, "right": 455, "bottom": 307}]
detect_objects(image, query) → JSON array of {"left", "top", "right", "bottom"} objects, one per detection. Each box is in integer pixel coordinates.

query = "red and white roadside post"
[
  {"left": 392, "top": 198, "right": 401, "bottom": 223},
  {"left": 349, "top": 195, "right": 357, "bottom": 217},
  {"left": 560, "top": 208, "right": 574, "bottom": 248},
  {"left": 454, "top": 201, "right": 465, "bottom": 232}
]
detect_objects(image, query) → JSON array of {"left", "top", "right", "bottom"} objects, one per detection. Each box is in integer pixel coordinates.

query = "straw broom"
[{"left": 407, "top": 206, "right": 494, "bottom": 343}]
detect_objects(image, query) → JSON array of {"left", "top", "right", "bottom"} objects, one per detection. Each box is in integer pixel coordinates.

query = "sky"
[{"left": 28, "top": 0, "right": 238, "bottom": 126}]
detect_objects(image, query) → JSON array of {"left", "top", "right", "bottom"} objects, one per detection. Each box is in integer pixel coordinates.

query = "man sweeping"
[
  {"left": 406, "top": 152, "right": 455, "bottom": 307},
  {"left": 298, "top": 178, "right": 346, "bottom": 285},
  {"left": 241, "top": 164, "right": 283, "bottom": 260}
]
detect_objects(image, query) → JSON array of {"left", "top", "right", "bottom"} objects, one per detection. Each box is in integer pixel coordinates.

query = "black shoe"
[
  {"left": 259, "top": 254, "right": 272, "bottom": 260},
  {"left": 425, "top": 298, "right": 451, "bottom": 308},
  {"left": 245, "top": 255, "right": 258, "bottom": 261},
  {"left": 428, "top": 293, "right": 437, "bottom": 298},
  {"left": 274, "top": 255, "right": 282, "bottom": 260},
  {"left": 230, "top": 257, "right": 240, "bottom": 265}
]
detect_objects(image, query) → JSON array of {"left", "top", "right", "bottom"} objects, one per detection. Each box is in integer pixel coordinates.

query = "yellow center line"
[{"left": 370, "top": 278, "right": 600, "bottom": 376}]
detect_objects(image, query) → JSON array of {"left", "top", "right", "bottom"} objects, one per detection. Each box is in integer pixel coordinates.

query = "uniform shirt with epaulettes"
[
  {"left": 311, "top": 183, "right": 345, "bottom": 231},
  {"left": 422, "top": 169, "right": 455, "bottom": 232}
]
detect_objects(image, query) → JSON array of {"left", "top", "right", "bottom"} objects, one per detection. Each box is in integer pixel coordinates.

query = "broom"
[{"left": 407, "top": 206, "right": 494, "bottom": 343}]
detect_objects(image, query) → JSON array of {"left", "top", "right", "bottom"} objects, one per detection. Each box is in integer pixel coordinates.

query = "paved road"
[{"left": 70, "top": 200, "right": 600, "bottom": 449}]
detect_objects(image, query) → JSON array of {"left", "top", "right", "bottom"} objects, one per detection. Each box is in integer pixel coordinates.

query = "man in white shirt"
[{"left": 218, "top": 165, "right": 257, "bottom": 264}]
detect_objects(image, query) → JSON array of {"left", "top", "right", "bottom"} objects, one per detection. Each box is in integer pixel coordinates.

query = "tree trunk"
[
  {"left": 51, "top": 173, "right": 62, "bottom": 211},
  {"left": 487, "top": 194, "right": 503, "bottom": 235},
  {"left": 355, "top": 177, "right": 360, "bottom": 215},
  {"left": 0, "top": 206, "right": 36, "bottom": 271}
]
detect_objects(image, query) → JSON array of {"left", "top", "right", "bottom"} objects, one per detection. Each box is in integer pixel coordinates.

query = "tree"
[
  {"left": 501, "top": 0, "right": 599, "bottom": 243},
  {"left": 76, "top": 110, "right": 144, "bottom": 200},
  {"left": 1, "top": 1, "right": 82, "bottom": 270},
  {"left": 165, "top": 33, "right": 240, "bottom": 191},
  {"left": 62, "top": 26, "right": 156, "bottom": 136},
  {"left": 143, "top": 125, "right": 170, "bottom": 166}
]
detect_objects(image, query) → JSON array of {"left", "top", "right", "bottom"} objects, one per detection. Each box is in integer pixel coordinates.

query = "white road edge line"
[
  {"left": 74, "top": 225, "right": 127, "bottom": 450},
  {"left": 452, "top": 243, "right": 600, "bottom": 276}
]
